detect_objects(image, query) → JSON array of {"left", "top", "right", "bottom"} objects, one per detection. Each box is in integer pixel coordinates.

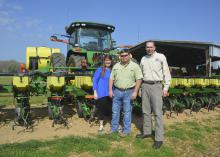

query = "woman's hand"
[{"left": 94, "top": 91, "right": 98, "bottom": 100}]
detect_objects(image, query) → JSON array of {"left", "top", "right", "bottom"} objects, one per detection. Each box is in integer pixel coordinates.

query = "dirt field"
[{"left": 0, "top": 104, "right": 220, "bottom": 144}]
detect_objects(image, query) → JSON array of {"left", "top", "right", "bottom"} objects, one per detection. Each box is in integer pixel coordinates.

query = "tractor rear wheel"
[
  {"left": 67, "top": 54, "right": 85, "bottom": 67},
  {"left": 51, "top": 53, "right": 66, "bottom": 72}
]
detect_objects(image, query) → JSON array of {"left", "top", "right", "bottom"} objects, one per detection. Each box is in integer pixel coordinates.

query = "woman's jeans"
[{"left": 111, "top": 88, "right": 133, "bottom": 134}]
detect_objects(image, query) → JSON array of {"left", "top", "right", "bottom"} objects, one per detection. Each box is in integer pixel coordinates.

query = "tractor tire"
[
  {"left": 51, "top": 53, "right": 66, "bottom": 72},
  {"left": 76, "top": 100, "right": 84, "bottom": 118},
  {"left": 67, "top": 54, "right": 85, "bottom": 67}
]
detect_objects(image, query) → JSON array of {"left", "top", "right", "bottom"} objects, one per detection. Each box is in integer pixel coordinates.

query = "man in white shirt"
[{"left": 136, "top": 41, "right": 171, "bottom": 149}]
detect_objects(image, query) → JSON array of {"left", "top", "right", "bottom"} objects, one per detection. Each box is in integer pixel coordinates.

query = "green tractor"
[{"left": 51, "top": 21, "right": 117, "bottom": 67}]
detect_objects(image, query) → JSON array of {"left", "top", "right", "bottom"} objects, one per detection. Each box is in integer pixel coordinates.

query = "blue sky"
[{"left": 0, "top": 0, "right": 220, "bottom": 62}]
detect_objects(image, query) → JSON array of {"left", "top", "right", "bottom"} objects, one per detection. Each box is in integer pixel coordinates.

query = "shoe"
[
  {"left": 98, "top": 127, "right": 104, "bottom": 133},
  {"left": 118, "top": 127, "right": 122, "bottom": 133},
  {"left": 136, "top": 133, "right": 152, "bottom": 139},
  {"left": 152, "top": 141, "right": 163, "bottom": 149}
]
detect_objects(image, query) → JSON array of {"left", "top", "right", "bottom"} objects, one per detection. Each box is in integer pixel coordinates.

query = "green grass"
[
  {"left": 133, "top": 139, "right": 174, "bottom": 157},
  {"left": 30, "top": 96, "right": 47, "bottom": 105},
  {"left": 0, "top": 76, "right": 12, "bottom": 85},
  {"left": 0, "top": 134, "right": 175, "bottom": 157},
  {"left": 165, "top": 128, "right": 188, "bottom": 140},
  {"left": 165, "top": 119, "right": 217, "bottom": 141},
  {"left": 0, "top": 95, "right": 46, "bottom": 106},
  {"left": 0, "top": 94, "right": 14, "bottom": 106},
  {"left": 110, "top": 148, "right": 129, "bottom": 157},
  {"left": 0, "top": 136, "right": 110, "bottom": 157},
  {"left": 0, "top": 115, "right": 220, "bottom": 157},
  {"left": 0, "top": 77, "right": 12, "bottom": 106},
  {"left": 192, "top": 143, "right": 206, "bottom": 152}
]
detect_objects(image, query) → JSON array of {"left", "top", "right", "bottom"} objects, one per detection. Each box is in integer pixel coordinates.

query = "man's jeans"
[{"left": 111, "top": 88, "right": 133, "bottom": 134}]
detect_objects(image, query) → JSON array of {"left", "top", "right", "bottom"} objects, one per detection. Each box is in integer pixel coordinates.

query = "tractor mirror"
[{"left": 50, "top": 35, "right": 57, "bottom": 41}]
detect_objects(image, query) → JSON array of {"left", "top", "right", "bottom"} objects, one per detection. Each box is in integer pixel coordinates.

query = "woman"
[{"left": 93, "top": 55, "right": 112, "bottom": 132}]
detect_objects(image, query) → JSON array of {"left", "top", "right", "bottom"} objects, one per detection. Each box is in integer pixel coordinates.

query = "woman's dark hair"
[{"left": 101, "top": 54, "right": 112, "bottom": 77}]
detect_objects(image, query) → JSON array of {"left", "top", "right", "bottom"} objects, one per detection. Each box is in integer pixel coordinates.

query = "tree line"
[{"left": 0, "top": 60, "right": 21, "bottom": 73}]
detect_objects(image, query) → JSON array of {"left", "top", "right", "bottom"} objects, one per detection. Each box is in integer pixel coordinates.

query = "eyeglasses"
[{"left": 120, "top": 54, "right": 128, "bottom": 57}]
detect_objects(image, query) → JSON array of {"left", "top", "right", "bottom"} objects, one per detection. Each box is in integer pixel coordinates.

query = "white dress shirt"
[{"left": 140, "top": 51, "right": 171, "bottom": 91}]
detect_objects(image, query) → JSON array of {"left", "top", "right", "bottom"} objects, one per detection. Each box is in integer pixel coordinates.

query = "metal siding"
[{"left": 212, "top": 46, "right": 220, "bottom": 57}]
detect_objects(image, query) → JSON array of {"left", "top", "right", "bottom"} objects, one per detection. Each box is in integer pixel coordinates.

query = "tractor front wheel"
[
  {"left": 51, "top": 53, "right": 66, "bottom": 72},
  {"left": 67, "top": 54, "right": 85, "bottom": 67}
]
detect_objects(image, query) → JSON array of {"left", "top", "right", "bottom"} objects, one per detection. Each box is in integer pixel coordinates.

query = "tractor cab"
[
  {"left": 66, "top": 22, "right": 114, "bottom": 51},
  {"left": 65, "top": 22, "right": 116, "bottom": 67}
]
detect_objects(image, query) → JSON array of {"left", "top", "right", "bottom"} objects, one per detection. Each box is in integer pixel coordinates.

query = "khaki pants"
[{"left": 141, "top": 83, "right": 164, "bottom": 141}]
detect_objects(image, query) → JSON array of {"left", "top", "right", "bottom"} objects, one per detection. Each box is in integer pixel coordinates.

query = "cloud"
[
  {"left": 0, "top": 1, "right": 22, "bottom": 28},
  {"left": 0, "top": 10, "right": 14, "bottom": 26},
  {"left": 0, "top": 1, "right": 54, "bottom": 42},
  {"left": 0, "top": 0, "right": 23, "bottom": 11},
  {"left": 0, "top": 16, "right": 14, "bottom": 26},
  {"left": 0, "top": 1, "right": 40, "bottom": 30},
  {"left": 6, "top": 3, "right": 23, "bottom": 11}
]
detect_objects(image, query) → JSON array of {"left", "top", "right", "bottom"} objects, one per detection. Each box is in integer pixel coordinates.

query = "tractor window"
[
  {"left": 79, "top": 28, "right": 111, "bottom": 51},
  {"left": 68, "top": 31, "right": 76, "bottom": 49}
]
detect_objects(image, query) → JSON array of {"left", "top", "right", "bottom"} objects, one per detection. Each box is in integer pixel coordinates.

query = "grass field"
[
  {"left": 0, "top": 93, "right": 47, "bottom": 107},
  {"left": 0, "top": 76, "right": 12, "bottom": 85},
  {"left": 0, "top": 114, "right": 219, "bottom": 157},
  {"left": 0, "top": 76, "right": 13, "bottom": 106}
]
